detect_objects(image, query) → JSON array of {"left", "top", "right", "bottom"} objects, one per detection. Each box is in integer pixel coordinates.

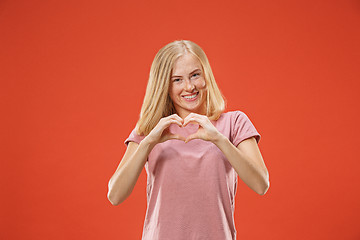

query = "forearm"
[
  {"left": 108, "top": 114, "right": 184, "bottom": 205},
  {"left": 214, "top": 135, "right": 269, "bottom": 195},
  {"left": 108, "top": 138, "right": 154, "bottom": 205}
]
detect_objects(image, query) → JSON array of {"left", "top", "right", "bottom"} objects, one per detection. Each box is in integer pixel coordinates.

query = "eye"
[
  {"left": 191, "top": 73, "right": 200, "bottom": 79},
  {"left": 172, "top": 78, "right": 181, "bottom": 82}
]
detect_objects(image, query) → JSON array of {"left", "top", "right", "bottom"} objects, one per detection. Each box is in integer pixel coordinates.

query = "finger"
[
  {"left": 169, "top": 119, "right": 184, "bottom": 128},
  {"left": 183, "top": 115, "right": 198, "bottom": 126},
  {"left": 184, "top": 133, "right": 200, "bottom": 143},
  {"left": 167, "top": 114, "right": 184, "bottom": 125},
  {"left": 162, "top": 119, "right": 183, "bottom": 129},
  {"left": 168, "top": 134, "right": 186, "bottom": 142},
  {"left": 183, "top": 115, "right": 206, "bottom": 127},
  {"left": 183, "top": 119, "right": 199, "bottom": 127},
  {"left": 169, "top": 113, "right": 184, "bottom": 121},
  {"left": 172, "top": 114, "right": 184, "bottom": 122}
]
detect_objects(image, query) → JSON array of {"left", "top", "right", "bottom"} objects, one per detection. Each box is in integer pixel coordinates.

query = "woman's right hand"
[
  {"left": 108, "top": 114, "right": 184, "bottom": 206},
  {"left": 145, "top": 114, "right": 185, "bottom": 145}
]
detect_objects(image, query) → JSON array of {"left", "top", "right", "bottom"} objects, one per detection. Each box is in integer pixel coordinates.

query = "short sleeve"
[
  {"left": 231, "top": 111, "right": 261, "bottom": 147},
  {"left": 124, "top": 128, "right": 146, "bottom": 146}
]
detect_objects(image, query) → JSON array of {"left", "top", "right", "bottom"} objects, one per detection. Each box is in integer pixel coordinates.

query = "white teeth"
[{"left": 183, "top": 93, "right": 198, "bottom": 99}]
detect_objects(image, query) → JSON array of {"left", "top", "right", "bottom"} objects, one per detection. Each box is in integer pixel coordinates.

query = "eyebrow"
[{"left": 171, "top": 68, "right": 201, "bottom": 78}]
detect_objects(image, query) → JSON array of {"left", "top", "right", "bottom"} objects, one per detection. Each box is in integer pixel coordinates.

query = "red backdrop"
[{"left": 1, "top": 0, "right": 360, "bottom": 239}]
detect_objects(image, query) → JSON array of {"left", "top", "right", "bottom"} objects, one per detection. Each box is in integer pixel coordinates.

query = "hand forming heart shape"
[
  {"left": 147, "top": 113, "right": 221, "bottom": 144},
  {"left": 170, "top": 113, "right": 221, "bottom": 143},
  {"left": 169, "top": 122, "right": 200, "bottom": 140}
]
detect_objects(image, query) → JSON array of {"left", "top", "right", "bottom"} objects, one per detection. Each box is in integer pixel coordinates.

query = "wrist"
[
  {"left": 212, "top": 132, "right": 227, "bottom": 146},
  {"left": 141, "top": 136, "right": 157, "bottom": 151}
]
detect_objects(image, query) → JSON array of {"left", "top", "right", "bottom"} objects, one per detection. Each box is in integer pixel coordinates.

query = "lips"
[{"left": 182, "top": 92, "right": 199, "bottom": 100}]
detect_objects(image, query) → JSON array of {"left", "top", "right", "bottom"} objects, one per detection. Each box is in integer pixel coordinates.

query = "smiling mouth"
[{"left": 182, "top": 92, "right": 199, "bottom": 100}]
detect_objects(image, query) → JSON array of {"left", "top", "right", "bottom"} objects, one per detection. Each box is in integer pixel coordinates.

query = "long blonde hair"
[{"left": 135, "top": 40, "right": 225, "bottom": 135}]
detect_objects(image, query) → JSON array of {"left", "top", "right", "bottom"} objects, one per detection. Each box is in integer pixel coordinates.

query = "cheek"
[
  {"left": 169, "top": 84, "right": 181, "bottom": 99},
  {"left": 196, "top": 78, "right": 207, "bottom": 89}
]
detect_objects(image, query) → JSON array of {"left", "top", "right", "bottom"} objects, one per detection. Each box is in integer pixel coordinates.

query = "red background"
[{"left": 1, "top": 0, "right": 360, "bottom": 239}]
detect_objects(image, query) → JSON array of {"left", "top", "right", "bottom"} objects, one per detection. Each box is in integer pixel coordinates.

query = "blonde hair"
[{"left": 135, "top": 40, "right": 225, "bottom": 135}]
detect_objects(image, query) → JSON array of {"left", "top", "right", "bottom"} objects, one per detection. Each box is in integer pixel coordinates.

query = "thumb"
[
  {"left": 185, "top": 133, "right": 199, "bottom": 143},
  {"left": 168, "top": 134, "right": 186, "bottom": 142}
]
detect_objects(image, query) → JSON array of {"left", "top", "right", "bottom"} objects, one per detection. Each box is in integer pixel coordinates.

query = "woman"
[{"left": 107, "top": 40, "right": 269, "bottom": 240}]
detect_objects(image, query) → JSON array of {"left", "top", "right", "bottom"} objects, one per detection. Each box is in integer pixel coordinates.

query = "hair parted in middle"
[{"left": 135, "top": 40, "right": 226, "bottom": 135}]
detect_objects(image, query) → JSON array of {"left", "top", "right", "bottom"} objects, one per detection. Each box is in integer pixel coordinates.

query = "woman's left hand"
[{"left": 183, "top": 113, "right": 223, "bottom": 143}]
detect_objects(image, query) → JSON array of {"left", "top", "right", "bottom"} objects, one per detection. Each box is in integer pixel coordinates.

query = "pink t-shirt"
[{"left": 124, "top": 111, "right": 260, "bottom": 240}]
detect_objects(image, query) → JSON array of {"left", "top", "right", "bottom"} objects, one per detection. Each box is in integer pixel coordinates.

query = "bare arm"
[
  {"left": 107, "top": 114, "right": 184, "bottom": 206},
  {"left": 183, "top": 113, "right": 269, "bottom": 195},
  {"left": 214, "top": 136, "right": 269, "bottom": 195},
  {"left": 107, "top": 139, "right": 154, "bottom": 206}
]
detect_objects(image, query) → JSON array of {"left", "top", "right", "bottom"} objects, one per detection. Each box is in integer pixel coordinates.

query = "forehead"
[{"left": 172, "top": 53, "right": 202, "bottom": 75}]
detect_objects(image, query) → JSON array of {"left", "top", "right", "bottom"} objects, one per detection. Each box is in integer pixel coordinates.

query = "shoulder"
[
  {"left": 216, "top": 110, "right": 257, "bottom": 130},
  {"left": 218, "top": 110, "right": 248, "bottom": 122},
  {"left": 222, "top": 110, "right": 261, "bottom": 144},
  {"left": 124, "top": 127, "right": 146, "bottom": 146},
  {"left": 213, "top": 110, "right": 250, "bottom": 129}
]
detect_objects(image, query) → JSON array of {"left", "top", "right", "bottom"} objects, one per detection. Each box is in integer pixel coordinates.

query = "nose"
[{"left": 184, "top": 78, "right": 195, "bottom": 92}]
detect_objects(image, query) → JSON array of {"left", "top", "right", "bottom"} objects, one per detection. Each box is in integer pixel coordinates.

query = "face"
[{"left": 169, "top": 53, "right": 207, "bottom": 119}]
